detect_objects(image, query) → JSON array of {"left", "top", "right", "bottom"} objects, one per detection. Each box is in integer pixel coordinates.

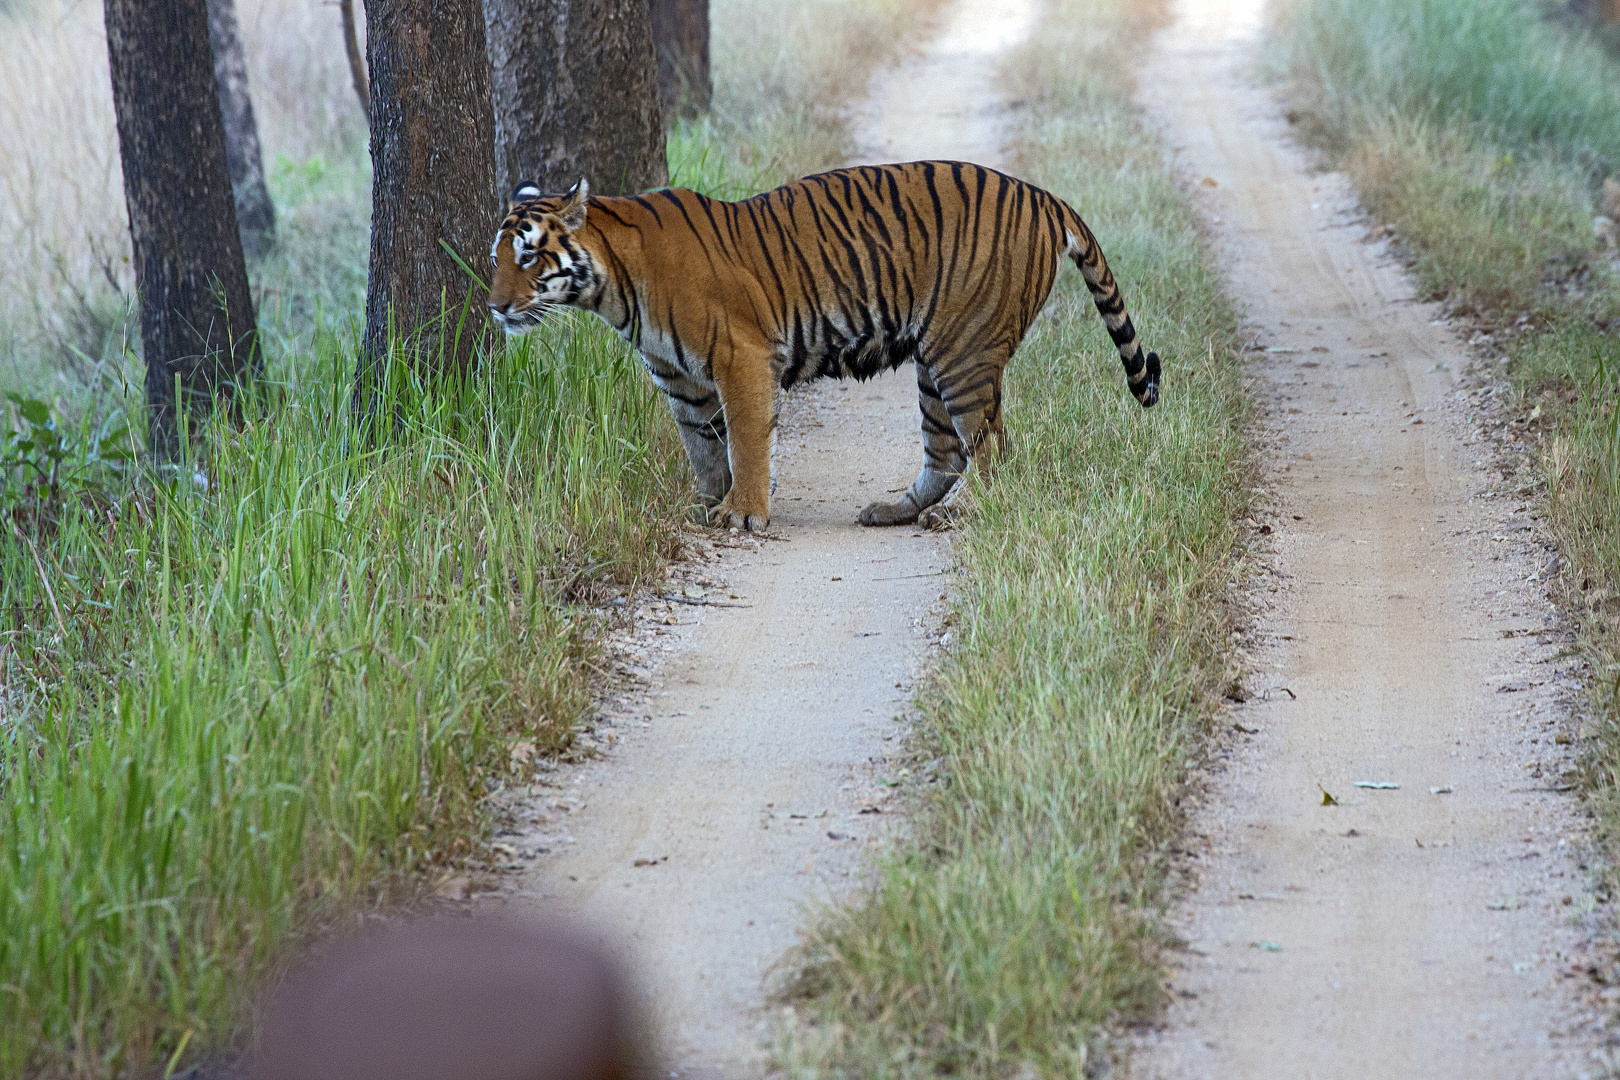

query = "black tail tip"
[{"left": 1138, "top": 351, "right": 1161, "bottom": 408}]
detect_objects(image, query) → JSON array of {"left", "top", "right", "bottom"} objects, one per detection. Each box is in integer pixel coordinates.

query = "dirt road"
[
  {"left": 1135, "top": 1, "right": 1600, "bottom": 1075},
  {"left": 497, "top": 1, "right": 1035, "bottom": 1075}
]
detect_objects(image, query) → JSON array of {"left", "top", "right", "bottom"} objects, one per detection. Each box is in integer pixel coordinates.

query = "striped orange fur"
[{"left": 486, "top": 161, "right": 1160, "bottom": 531}]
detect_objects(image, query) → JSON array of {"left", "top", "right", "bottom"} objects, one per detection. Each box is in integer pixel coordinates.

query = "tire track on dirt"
[
  {"left": 1135, "top": 2, "right": 1601, "bottom": 1075},
  {"left": 488, "top": 1, "right": 1035, "bottom": 1075}
]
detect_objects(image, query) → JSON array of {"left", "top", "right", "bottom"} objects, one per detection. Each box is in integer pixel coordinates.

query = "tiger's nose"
[{"left": 487, "top": 299, "right": 511, "bottom": 317}]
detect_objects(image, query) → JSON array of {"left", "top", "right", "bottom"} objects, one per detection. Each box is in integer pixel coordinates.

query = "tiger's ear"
[
  {"left": 557, "top": 178, "right": 589, "bottom": 231},
  {"left": 509, "top": 181, "right": 541, "bottom": 212}
]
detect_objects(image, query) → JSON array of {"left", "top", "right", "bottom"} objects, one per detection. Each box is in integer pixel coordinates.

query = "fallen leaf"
[
  {"left": 633, "top": 856, "right": 668, "bottom": 868},
  {"left": 1430, "top": 786, "right": 1453, "bottom": 795},
  {"left": 1252, "top": 941, "right": 1283, "bottom": 952},
  {"left": 1320, "top": 787, "right": 1340, "bottom": 806},
  {"left": 1202, "top": 176, "right": 1219, "bottom": 187},
  {"left": 1233, "top": 723, "right": 1259, "bottom": 735},
  {"left": 1354, "top": 781, "right": 1400, "bottom": 790}
]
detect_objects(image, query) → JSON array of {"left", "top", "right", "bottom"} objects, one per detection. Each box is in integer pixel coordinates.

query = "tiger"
[{"left": 485, "top": 160, "right": 1161, "bottom": 531}]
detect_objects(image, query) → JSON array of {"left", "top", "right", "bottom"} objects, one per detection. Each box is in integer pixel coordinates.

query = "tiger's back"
[{"left": 486, "top": 160, "right": 1160, "bottom": 531}]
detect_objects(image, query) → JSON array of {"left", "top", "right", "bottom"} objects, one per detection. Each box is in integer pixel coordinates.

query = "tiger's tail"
[{"left": 1058, "top": 200, "right": 1161, "bottom": 408}]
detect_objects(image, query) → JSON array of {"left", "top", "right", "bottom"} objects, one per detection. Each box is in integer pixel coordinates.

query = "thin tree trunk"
[
  {"left": 104, "top": 0, "right": 258, "bottom": 463},
  {"left": 651, "top": 0, "right": 710, "bottom": 119},
  {"left": 340, "top": 0, "right": 371, "bottom": 122},
  {"left": 358, "top": 0, "right": 498, "bottom": 391},
  {"left": 484, "top": 0, "right": 667, "bottom": 197},
  {"left": 206, "top": 0, "right": 276, "bottom": 259}
]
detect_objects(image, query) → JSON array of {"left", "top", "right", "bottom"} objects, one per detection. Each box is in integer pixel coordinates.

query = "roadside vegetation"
[
  {"left": 1274, "top": 0, "right": 1620, "bottom": 891},
  {"left": 781, "top": 1, "right": 1250, "bottom": 1074},
  {"left": 0, "top": 0, "right": 930, "bottom": 1074}
]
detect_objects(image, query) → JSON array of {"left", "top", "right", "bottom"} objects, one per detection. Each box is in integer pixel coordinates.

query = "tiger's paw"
[
  {"left": 858, "top": 496, "right": 919, "bottom": 527},
  {"left": 708, "top": 497, "right": 769, "bottom": 532},
  {"left": 916, "top": 504, "right": 958, "bottom": 531}
]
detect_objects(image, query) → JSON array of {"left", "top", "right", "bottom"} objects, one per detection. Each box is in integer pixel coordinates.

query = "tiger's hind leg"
[
  {"left": 650, "top": 361, "right": 731, "bottom": 520},
  {"left": 915, "top": 356, "right": 1009, "bottom": 531},
  {"left": 858, "top": 363, "right": 966, "bottom": 526}
]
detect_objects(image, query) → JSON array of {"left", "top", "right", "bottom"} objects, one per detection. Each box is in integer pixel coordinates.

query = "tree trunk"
[
  {"left": 341, "top": 0, "right": 371, "bottom": 122},
  {"left": 484, "top": 0, "right": 667, "bottom": 197},
  {"left": 358, "top": 0, "right": 499, "bottom": 386},
  {"left": 651, "top": 0, "right": 710, "bottom": 119},
  {"left": 104, "top": 0, "right": 258, "bottom": 463},
  {"left": 206, "top": 0, "right": 276, "bottom": 259}
]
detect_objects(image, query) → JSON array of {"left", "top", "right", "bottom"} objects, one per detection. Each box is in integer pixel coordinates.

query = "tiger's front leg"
[{"left": 710, "top": 347, "right": 776, "bottom": 532}]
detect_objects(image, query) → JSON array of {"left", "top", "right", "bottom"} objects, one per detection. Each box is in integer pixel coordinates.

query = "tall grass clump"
[
  {"left": 781, "top": 2, "right": 1248, "bottom": 1075},
  {"left": 0, "top": 320, "right": 688, "bottom": 1076},
  {"left": 1280, "top": 0, "right": 1620, "bottom": 909}
]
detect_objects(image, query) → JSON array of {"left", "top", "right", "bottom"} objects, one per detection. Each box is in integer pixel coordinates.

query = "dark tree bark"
[
  {"left": 104, "top": 0, "right": 258, "bottom": 462},
  {"left": 651, "top": 0, "right": 710, "bottom": 119},
  {"left": 484, "top": 0, "right": 667, "bottom": 197},
  {"left": 358, "top": 0, "right": 499, "bottom": 384},
  {"left": 206, "top": 0, "right": 276, "bottom": 259}
]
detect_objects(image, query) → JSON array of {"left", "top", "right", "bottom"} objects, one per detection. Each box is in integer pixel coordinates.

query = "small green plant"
[{"left": 1, "top": 391, "right": 133, "bottom": 511}]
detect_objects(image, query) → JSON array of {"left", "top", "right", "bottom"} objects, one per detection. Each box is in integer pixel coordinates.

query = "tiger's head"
[{"left": 486, "top": 178, "right": 599, "bottom": 334}]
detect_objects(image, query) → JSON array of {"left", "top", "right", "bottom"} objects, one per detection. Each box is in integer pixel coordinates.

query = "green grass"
[
  {"left": 1276, "top": 0, "right": 1620, "bottom": 324},
  {"left": 1276, "top": 0, "right": 1620, "bottom": 896},
  {"left": 1, "top": 324, "right": 688, "bottom": 1077},
  {"left": 778, "top": 3, "right": 1248, "bottom": 1076}
]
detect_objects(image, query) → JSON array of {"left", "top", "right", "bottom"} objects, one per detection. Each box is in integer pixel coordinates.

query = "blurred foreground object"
[{"left": 251, "top": 918, "right": 635, "bottom": 1080}]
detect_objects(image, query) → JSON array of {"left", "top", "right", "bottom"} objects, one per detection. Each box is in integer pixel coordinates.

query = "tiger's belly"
[
  {"left": 625, "top": 310, "right": 921, "bottom": 390},
  {"left": 773, "top": 325, "right": 922, "bottom": 388}
]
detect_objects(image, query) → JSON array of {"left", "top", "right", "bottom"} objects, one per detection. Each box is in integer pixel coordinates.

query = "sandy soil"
[
  {"left": 484, "top": 2, "right": 1037, "bottom": 1075},
  {"left": 1134, "top": 1, "right": 1606, "bottom": 1075}
]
